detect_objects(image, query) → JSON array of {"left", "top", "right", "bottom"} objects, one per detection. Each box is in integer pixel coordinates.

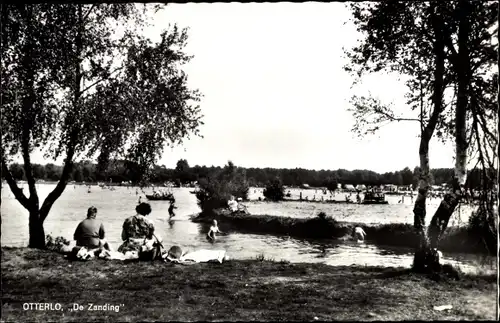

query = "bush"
[
  {"left": 263, "top": 177, "right": 284, "bottom": 201},
  {"left": 45, "top": 235, "right": 70, "bottom": 252},
  {"left": 317, "top": 212, "right": 328, "bottom": 220},
  {"left": 467, "top": 204, "right": 497, "bottom": 254},
  {"left": 196, "top": 161, "right": 249, "bottom": 214},
  {"left": 324, "top": 177, "right": 339, "bottom": 194}
]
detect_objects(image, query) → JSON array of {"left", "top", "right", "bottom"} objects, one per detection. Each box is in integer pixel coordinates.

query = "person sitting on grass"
[
  {"left": 207, "top": 219, "right": 224, "bottom": 242},
  {"left": 73, "top": 206, "right": 112, "bottom": 252},
  {"left": 236, "top": 197, "right": 248, "bottom": 213},
  {"left": 118, "top": 202, "right": 163, "bottom": 260},
  {"left": 227, "top": 196, "right": 238, "bottom": 213}
]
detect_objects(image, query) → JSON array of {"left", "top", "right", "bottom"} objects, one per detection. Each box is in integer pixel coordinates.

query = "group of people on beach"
[
  {"left": 152, "top": 189, "right": 172, "bottom": 198},
  {"left": 70, "top": 192, "right": 366, "bottom": 261},
  {"left": 71, "top": 198, "right": 225, "bottom": 261},
  {"left": 72, "top": 203, "right": 163, "bottom": 260}
]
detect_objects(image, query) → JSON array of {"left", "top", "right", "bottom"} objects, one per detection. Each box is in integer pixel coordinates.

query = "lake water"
[{"left": 1, "top": 184, "right": 495, "bottom": 274}]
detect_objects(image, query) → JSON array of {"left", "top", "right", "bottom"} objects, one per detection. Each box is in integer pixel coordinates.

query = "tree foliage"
[
  {"left": 6, "top": 160, "right": 494, "bottom": 192},
  {"left": 263, "top": 177, "right": 285, "bottom": 201},
  {"left": 195, "top": 161, "right": 249, "bottom": 214},
  {"left": 324, "top": 176, "right": 339, "bottom": 194},
  {"left": 345, "top": 1, "right": 498, "bottom": 266},
  {"left": 174, "top": 158, "right": 196, "bottom": 185},
  {"left": 0, "top": 4, "right": 203, "bottom": 248},
  {"left": 345, "top": 1, "right": 497, "bottom": 151}
]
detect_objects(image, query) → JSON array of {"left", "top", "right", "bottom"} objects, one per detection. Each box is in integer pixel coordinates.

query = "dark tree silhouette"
[{"left": 1, "top": 4, "right": 203, "bottom": 248}]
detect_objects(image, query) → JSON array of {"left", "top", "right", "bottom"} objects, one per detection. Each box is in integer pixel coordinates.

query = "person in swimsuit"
[
  {"left": 207, "top": 219, "right": 223, "bottom": 242},
  {"left": 353, "top": 226, "right": 366, "bottom": 241},
  {"left": 168, "top": 200, "right": 177, "bottom": 218}
]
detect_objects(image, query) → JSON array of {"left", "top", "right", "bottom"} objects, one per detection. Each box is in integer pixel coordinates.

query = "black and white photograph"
[{"left": 1, "top": 1, "right": 499, "bottom": 321}]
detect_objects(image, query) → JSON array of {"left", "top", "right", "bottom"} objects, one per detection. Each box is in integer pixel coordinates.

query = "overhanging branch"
[
  {"left": 1, "top": 157, "right": 30, "bottom": 209},
  {"left": 39, "top": 133, "right": 77, "bottom": 222},
  {"left": 80, "top": 65, "right": 126, "bottom": 95},
  {"left": 82, "top": 4, "right": 96, "bottom": 22}
]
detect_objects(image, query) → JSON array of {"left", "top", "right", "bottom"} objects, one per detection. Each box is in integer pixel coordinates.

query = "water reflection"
[{"left": 0, "top": 184, "right": 495, "bottom": 274}]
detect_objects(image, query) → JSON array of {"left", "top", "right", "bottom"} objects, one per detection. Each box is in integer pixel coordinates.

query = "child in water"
[
  {"left": 353, "top": 226, "right": 366, "bottom": 241},
  {"left": 168, "top": 200, "right": 177, "bottom": 218},
  {"left": 207, "top": 220, "right": 223, "bottom": 242}
]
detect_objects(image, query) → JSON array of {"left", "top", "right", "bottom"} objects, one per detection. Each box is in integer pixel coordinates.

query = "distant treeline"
[{"left": 3, "top": 159, "right": 496, "bottom": 190}]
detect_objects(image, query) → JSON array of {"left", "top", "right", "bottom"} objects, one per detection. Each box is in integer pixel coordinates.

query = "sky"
[{"left": 26, "top": 2, "right": 458, "bottom": 174}]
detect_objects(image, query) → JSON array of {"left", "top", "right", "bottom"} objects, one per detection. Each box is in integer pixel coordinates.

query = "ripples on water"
[{"left": 1, "top": 184, "right": 495, "bottom": 274}]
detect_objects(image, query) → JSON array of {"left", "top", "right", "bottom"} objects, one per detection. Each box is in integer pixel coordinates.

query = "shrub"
[
  {"left": 317, "top": 212, "right": 328, "bottom": 220},
  {"left": 467, "top": 204, "right": 497, "bottom": 254},
  {"left": 263, "top": 177, "right": 284, "bottom": 201},
  {"left": 324, "top": 176, "right": 339, "bottom": 194},
  {"left": 45, "top": 235, "right": 70, "bottom": 252},
  {"left": 196, "top": 161, "right": 249, "bottom": 214}
]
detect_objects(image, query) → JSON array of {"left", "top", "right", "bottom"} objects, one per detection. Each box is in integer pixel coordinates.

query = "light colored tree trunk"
[
  {"left": 413, "top": 140, "right": 431, "bottom": 244},
  {"left": 427, "top": 0, "right": 470, "bottom": 255},
  {"left": 412, "top": 3, "right": 446, "bottom": 272}
]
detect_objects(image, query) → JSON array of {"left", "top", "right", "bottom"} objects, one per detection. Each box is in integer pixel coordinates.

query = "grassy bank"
[
  {"left": 1, "top": 248, "right": 497, "bottom": 322},
  {"left": 192, "top": 212, "right": 496, "bottom": 254}
]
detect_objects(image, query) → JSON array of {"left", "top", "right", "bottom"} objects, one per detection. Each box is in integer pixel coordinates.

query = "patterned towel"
[{"left": 75, "top": 247, "right": 97, "bottom": 261}]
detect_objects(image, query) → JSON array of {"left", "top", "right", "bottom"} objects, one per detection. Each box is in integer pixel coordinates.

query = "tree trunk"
[
  {"left": 1, "top": 179, "right": 2, "bottom": 241},
  {"left": 427, "top": 0, "right": 470, "bottom": 249},
  {"left": 412, "top": 139, "right": 431, "bottom": 272},
  {"left": 497, "top": 1, "right": 499, "bottom": 220},
  {"left": 3, "top": 160, "right": 46, "bottom": 248},
  {"left": 412, "top": 3, "right": 447, "bottom": 273},
  {"left": 28, "top": 209, "right": 46, "bottom": 248},
  {"left": 427, "top": 182, "right": 462, "bottom": 248},
  {"left": 1, "top": 6, "right": 82, "bottom": 249},
  {"left": 420, "top": 0, "right": 471, "bottom": 270}
]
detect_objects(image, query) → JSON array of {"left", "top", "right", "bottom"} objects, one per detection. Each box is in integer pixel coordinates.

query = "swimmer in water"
[
  {"left": 353, "top": 226, "right": 366, "bottom": 241},
  {"left": 207, "top": 219, "right": 223, "bottom": 242},
  {"left": 168, "top": 200, "right": 177, "bottom": 218}
]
